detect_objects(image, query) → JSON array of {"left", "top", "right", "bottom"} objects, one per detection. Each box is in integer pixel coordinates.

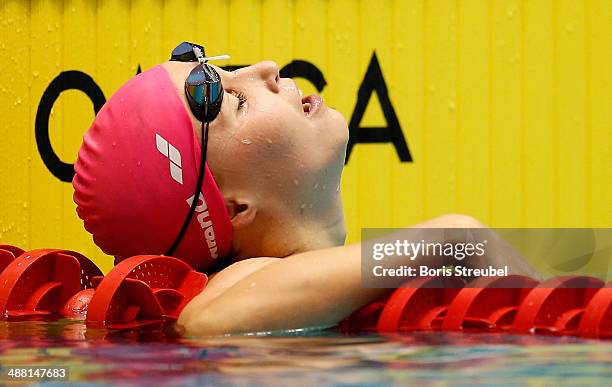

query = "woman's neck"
[{"left": 230, "top": 192, "right": 346, "bottom": 260}]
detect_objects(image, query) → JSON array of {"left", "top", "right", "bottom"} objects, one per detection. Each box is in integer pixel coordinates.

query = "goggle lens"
[{"left": 170, "top": 41, "right": 228, "bottom": 123}]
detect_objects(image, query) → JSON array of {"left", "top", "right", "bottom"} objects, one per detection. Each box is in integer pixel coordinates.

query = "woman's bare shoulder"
[
  {"left": 178, "top": 257, "right": 280, "bottom": 326},
  {"left": 208, "top": 257, "right": 281, "bottom": 282}
]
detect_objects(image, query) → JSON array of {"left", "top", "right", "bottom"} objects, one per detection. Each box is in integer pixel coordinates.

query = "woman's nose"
[
  {"left": 250, "top": 61, "right": 280, "bottom": 92},
  {"left": 219, "top": 61, "right": 280, "bottom": 92}
]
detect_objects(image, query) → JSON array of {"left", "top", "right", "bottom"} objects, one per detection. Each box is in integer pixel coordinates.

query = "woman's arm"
[
  {"left": 180, "top": 242, "right": 381, "bottom": 335},
  {"left": 178, "top": 214, "right": 538, "bottom": 336}
]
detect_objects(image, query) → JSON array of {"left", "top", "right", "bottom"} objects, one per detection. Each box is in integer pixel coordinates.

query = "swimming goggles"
[{"left": 166, "top": 41, "right": 230, "bottom": 257}]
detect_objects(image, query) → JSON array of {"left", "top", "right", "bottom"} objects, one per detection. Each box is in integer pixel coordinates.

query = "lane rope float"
[{"left": 0, "top": 243, "right": 610, "bottom": 338}]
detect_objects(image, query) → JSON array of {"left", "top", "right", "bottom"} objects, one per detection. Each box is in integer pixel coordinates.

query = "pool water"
[{"left": 0, "top": 319, "right": 611, "bottom": 385}]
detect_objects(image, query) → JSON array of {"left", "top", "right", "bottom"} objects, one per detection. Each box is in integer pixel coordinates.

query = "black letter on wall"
[
  {"left": 35, "top": 71, "right": 106, "bottom": 182},
  {"left": 346, "top": 52, "right": 412, "bottom": 164}
]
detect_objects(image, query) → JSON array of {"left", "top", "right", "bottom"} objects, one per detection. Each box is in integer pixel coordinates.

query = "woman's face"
[{"left": 163, "top": 60, "right": 349, "bottom": 202}]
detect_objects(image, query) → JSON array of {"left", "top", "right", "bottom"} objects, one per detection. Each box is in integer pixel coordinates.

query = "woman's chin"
[{"left": 324, "top": 108, "right": 350, "bottom": 149}]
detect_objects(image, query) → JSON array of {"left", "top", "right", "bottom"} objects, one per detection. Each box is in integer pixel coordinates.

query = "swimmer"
[{"left": 73, "top": 42, "right": 537, "bottom": 336}]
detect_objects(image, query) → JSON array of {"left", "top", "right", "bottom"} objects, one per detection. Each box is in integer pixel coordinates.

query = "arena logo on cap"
[
  {"left": 186, "top": 193, "right": 219, "bottom": 259},
  {"left": 155, "top": 133, "right": 183, "bottom": 185},
  {"left": 155, "top": 132, "right": 219, "bottom": 259}
]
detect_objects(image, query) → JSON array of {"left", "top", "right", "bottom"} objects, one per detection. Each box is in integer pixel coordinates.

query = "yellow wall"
[{"left": 0, "top": 0, "right": 610, "bottom": 272}]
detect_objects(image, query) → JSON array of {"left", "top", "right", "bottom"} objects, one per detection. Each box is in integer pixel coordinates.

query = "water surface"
[{"left": 0, "top": 319, "right": 610, "bottom": 385}]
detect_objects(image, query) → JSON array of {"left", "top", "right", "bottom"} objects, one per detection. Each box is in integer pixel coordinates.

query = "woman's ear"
[{"left": 225, "top": 198, "right": 256, "bottom": 230}]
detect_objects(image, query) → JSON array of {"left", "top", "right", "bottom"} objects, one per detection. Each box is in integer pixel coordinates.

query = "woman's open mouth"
[{"left": 302, "top": 95, "right": 323, "bottom": 117}]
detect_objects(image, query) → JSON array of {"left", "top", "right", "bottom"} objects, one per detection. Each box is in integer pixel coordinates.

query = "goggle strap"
[
  {"left": 201, "top": 54, "right": 230, "bottom": 62},
  {"left": 192, "top": 46, "right": 230, "bottom": 64},
  {"left": 166, "top": 105, "right": 210, "bottom": 257}
]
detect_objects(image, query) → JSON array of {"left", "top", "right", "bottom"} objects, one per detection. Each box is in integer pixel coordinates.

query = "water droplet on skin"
[
  {"left": 241, "top": 138, "right": 252, "bottom": 145},
  {"left": 322, "top": 184, "right": 327, "bottom": 190},
  {"left": 266, "top": 138, "right": 273, "bottom": 144},
  {"left": 281, "top": 85, "right": 296, "bottom": 93},
  {"left": 250, "top": 282, "right": 256, "bottom": 288},
  {"left": 308, "top": 204, "right": 313, "bottom": 209},
  {"left": 300, "top": 203, "right": 306, "bottom": 209},
  {"left": 293, "top": 179, "right": 299, "bottom": 185},
  {"left": 336, "top": 184, "right": 340, "bottom": 192},
  {"left": 313, "top": 183, "right": 319, "bottom": 189}
]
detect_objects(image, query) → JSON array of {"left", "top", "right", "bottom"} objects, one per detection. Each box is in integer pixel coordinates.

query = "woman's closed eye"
[{"left": 229, "top": 90, "right": 247, "bottom": 111}]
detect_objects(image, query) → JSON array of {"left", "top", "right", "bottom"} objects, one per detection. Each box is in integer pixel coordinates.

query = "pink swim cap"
[{"left": 73, "top": 65, "right": 232, "bottom": 271}]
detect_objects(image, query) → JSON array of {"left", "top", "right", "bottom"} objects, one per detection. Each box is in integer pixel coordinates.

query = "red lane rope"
[
  {"left": 0, "top": 245, "right": 206, "bottom": 329},
  {"left": 0, "top": 244, "right": 610, "bottom": 338},
  {"left": 343, "top": 275, "right": 611, "bottom": 339}
]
